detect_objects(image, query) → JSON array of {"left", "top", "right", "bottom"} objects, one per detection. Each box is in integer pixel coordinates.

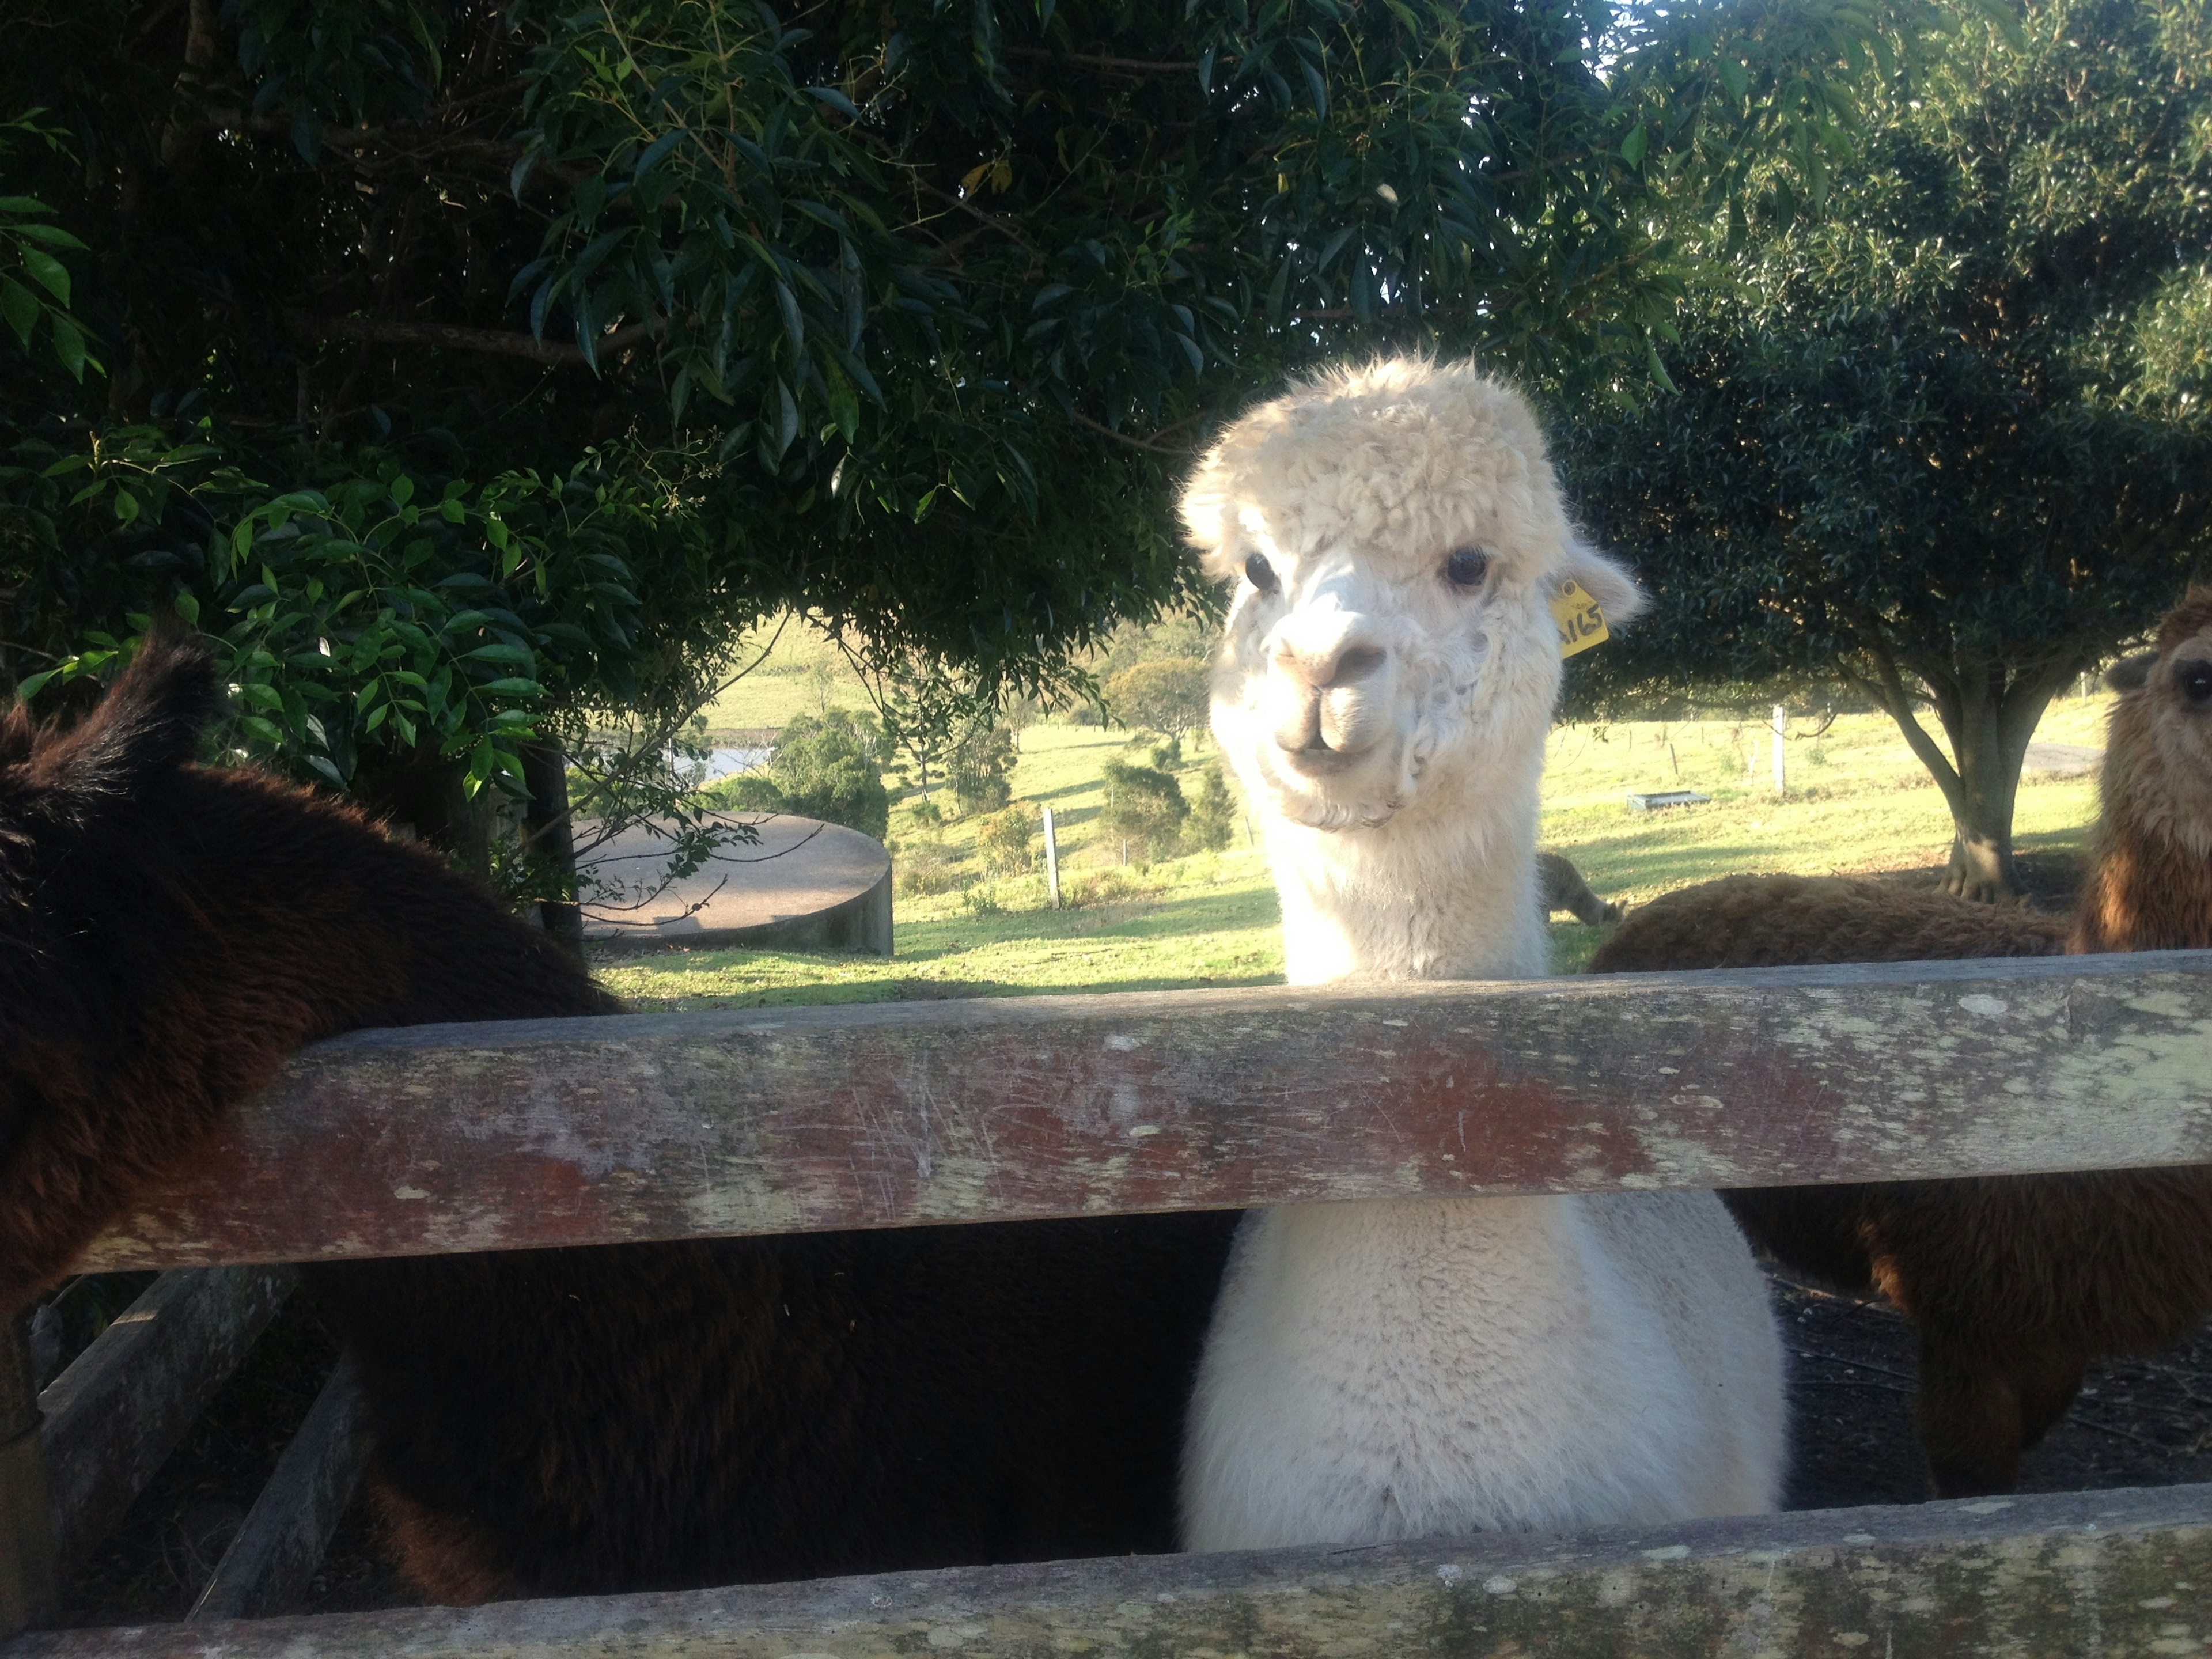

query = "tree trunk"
[
  {"left": 353, "top": 744, "right": 483, "bottom": 876},
  {"left": 521, "top": 741, "right": 586, "bottom": 965},
  {"left": 1855, "top": 634, "right": 2083, "bottom": 905}
]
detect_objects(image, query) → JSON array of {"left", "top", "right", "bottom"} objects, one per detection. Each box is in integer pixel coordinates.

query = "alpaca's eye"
[
  {"left": 1445, "top": 548, "right": 1491, "bottom": 589},
  {"left": 1245, "top": 554, "right": 1279, "bottom": 595},
  {"left": 2181, "top": 662, "right": 2212, "bottom": 706}
]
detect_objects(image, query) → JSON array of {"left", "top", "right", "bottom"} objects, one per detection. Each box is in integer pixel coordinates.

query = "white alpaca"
[{"left": 1179, "top": 360, "right": 1785, "bottom": 1552}]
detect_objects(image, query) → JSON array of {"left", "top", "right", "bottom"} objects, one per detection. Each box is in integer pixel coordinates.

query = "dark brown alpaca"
[
  {"left": 0, "top": 636, "right": 1237, "bottom": 1600},
  {"left": 1587, "top": 589, "right": 2212, "bottom": 1497}
]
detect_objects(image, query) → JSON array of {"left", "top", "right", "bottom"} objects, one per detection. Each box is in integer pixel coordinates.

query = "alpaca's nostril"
[
  {"left": 1328, "top": 646, "right": 1386, "bottom": 688},
  {"left": 1275, "top": 640, "right": 1387, "bottom": 691}
]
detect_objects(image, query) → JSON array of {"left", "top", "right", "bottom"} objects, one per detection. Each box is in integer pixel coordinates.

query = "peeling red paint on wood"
[{"left": 73, "top": 952, "right": 2212, "bottom": 1273}]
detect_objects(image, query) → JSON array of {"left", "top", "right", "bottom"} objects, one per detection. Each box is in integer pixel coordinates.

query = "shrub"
[
  {"left": 1100, "top": 757, "right": 1188, "bottom": 862},
  {"left": 1106, "top": 657, "right": 1210, "bottom": 739},
  {"left": 1063, "top": 868, "right": 1138, "bottom": 908},
  {"left": 950, "top": 725, "right": 1016, "bottom": 815},
  {"left": 979, "top": 804, "right": 1037, "bottom": 874},
  {"left": 769, "top": 710, "right": 890, "bottom": 840},
  {"left": 895, "top": 836, "right": 966, "bottom": 897},
  {"left": 1186, "top": 763, "right": 1237, "bottom": 852},
  {"left": 712, "top": 772, "right": 787, "bottom": 814}
]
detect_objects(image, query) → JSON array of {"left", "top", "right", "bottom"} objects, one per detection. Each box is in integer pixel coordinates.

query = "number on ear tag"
[{"left": 1551, "top": 578, "right": 1609, "bottom": 658}]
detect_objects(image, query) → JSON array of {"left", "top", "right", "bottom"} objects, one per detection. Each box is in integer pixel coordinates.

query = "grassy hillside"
[
  {"left": 595, "top": 682, "right": 2114, "bottom": 1010},
  {"left": 699, "top": 616, "right": 877, "bottom": 733}
]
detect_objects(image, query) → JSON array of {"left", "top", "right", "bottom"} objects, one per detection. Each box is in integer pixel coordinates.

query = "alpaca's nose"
[
  {"left": 1272, "top": 631, "right": 1387, "bottom": 693},
  {"left": 1268, "top": 615, "right": 1389, "bottom": 757}
]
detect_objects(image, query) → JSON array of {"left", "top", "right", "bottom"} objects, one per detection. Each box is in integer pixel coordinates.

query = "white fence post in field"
[
  {"left": 1772, "top": 704, "right": 1787, "bottom": 796},
  {"left": 1040, "top": 806, "right": 1060, "bottom": 909}
]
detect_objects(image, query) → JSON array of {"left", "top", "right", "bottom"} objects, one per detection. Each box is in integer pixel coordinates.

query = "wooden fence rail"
[
  {"left": 79, "top": 950, "right": 2212, "bottom": 1272},
  {"left": 10, "top": 953, "right": 2212, "bottom": 1656},
  {"left": 10, "top": 1481, "right": 2211, "bottom": 1659}
]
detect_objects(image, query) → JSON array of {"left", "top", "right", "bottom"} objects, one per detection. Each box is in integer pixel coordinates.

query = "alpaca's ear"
[
  {"left": 1562, "top": 539, "right": 1649, "bottom": 628},
  {"left": 34, "top": 630, "right": 224, "bottom": 797},
  {"left": 1178, "top": 469, "right": 1243, "bottom": 579},
  {"left": 2107, "top": 651, "right": 2159, "bottom": 694}
]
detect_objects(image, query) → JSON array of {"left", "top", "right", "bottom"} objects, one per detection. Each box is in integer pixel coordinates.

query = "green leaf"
[
  {"left": 0, "top": 276, "right": 36, "bottom": 347},
  {"left": 18, "top": 247, "right": 68, "bottom": 305},
  {"left": 10, "top": 223, "right": 86, "bottom": 251}
]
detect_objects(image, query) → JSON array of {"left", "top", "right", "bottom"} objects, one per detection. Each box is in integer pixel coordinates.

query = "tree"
[
  {"left": 1107, "top": 657, "right": 1211, "bottom": 741},
  {"left": 1187, "top": 762, "right": 1239, "bottom": 852},
  {"left": 762, "top": 709, "right": 892, "bottom": 839},
  {"left": 3, "top": 0, "right": 1905, "bottom": 843},
  {"left": 950, "top": 725, "right": 1017, "bottom": 816},
  {"left": 1100, "top": 754, "right": 1187, "bottom": 861},
  {"left": 1568, "top": 0, "right": 2212, "bottom": 899}
]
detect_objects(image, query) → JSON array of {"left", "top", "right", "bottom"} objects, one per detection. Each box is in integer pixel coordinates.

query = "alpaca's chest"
[{"left": 1179, "top": 1193, "right": 1785, "bottom": 1551}]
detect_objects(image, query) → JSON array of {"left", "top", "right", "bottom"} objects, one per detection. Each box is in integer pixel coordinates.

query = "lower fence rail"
[{"left": 6, "top": 1483, "right": 2210, "bottom": 1658}]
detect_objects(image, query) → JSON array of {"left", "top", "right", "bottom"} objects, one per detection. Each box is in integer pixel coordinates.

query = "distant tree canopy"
[
  {"left": 5, "top": 0, "right": 1911, "bottom": 844},
  {"left": 1100, "top": 754, "right": 1189, "bottom": 862},
  {"left": 719, "top": 707, "right": 890, "bottom": 837},
  {"left": 1568, "top": 0, "right": 2212, "bottom": 900},
  {"left": 1107, "top": 657, "right": 1211, "bottom": 740}
]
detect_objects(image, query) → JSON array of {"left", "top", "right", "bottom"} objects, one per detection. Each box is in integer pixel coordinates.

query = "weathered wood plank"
[
  {"left": 11, "top": 1482, "right": 2212, "bottom": 1657},
  {"left": 39, "top": 1267, "right": 296, "bottom": 1574},
  {"left": 188, "top": 1357, "right": 368, "bottom": 1623},
  {"left": 0, "top": 1314, "right": 56, "bottom": 1639},
  {"left": 76, "top": 952, "right": 2212, "bottom": 1272}
]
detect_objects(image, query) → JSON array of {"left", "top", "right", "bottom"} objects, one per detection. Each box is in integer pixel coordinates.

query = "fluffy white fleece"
[{"left": 1179, "top": 358, "right": 1786, "bottom": 1551}]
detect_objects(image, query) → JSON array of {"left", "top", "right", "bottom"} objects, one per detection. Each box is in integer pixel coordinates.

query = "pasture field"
[
  {"left": 593, "top": 691, "right": 2114, "bottom": 1009},
  {"left": 697, "top": 616, "right": 878, "bottom": 732}
]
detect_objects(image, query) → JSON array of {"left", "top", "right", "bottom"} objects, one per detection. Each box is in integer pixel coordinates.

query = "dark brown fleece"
[
  {"left": 0, "top": 637, "right": 1236, "bottom": 1599},
  {"left": 1584, "top": 591, "right": 2212, "bottom": 1498}
]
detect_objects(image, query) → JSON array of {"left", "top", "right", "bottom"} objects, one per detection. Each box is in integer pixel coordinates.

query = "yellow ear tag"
[{"left": 1551, "top": 578, "right": 1609, "bottom": 658}]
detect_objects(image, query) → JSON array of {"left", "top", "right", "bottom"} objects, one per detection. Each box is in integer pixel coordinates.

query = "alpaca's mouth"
[
  {"left": 1249, "top": 736, "right": 1411, "bottom": 830},
  {"left": 1275, "top": 743, "right": 1363, "bottom": 777}
]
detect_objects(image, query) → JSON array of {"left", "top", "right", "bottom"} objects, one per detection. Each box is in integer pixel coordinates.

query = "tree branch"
[
  {"left": 998, "top": 47, "right": 1202, "bottom": 75},
  {"left": 1856, "top": 623, "right": 1967, "bottom": 814},
  {"left": 1066, "top": 408, "right": 1198, "bottom": 454},
  {"left": 286, "top": 312, "right": 652, "bottom": 369}
]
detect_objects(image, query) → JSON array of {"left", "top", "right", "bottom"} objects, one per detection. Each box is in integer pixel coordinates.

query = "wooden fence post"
[
  {"left": 1040, "top": 806, "right": 1059, "bottom": 908},
  {"left": 1771, "top": 703, "right": 1787, "bottom": 796},
  {"left": 0, "top": 1311, "right": 57, "bottom": 1637}
]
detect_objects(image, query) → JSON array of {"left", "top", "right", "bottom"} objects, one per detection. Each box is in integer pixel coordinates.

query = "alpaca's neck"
[
  {"left": 1263, "top": 789, "right": 1547, "bottom": 986},
  {"left": 2072, "top": 704, "right": 2212, "bottom": 953}
]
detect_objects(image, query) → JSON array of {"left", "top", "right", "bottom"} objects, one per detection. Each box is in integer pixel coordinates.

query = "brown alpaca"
[
  {"left": 1586, "top": 589, "right": 2212, "bottom": 1497},
  {"left": 0, "top": 636, "right": 1237, "bottom": 1600},
  {"left": 1538, "top": 850, "right": 1625, "bottom": 925}
]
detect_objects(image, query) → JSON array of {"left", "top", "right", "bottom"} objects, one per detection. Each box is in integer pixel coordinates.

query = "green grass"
[
  {"left": 698, "top": 614, "right": 878, "bottom": 734},
  {"left": 600, "top": 662, "right": 2118, "bottom": 1010}
]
